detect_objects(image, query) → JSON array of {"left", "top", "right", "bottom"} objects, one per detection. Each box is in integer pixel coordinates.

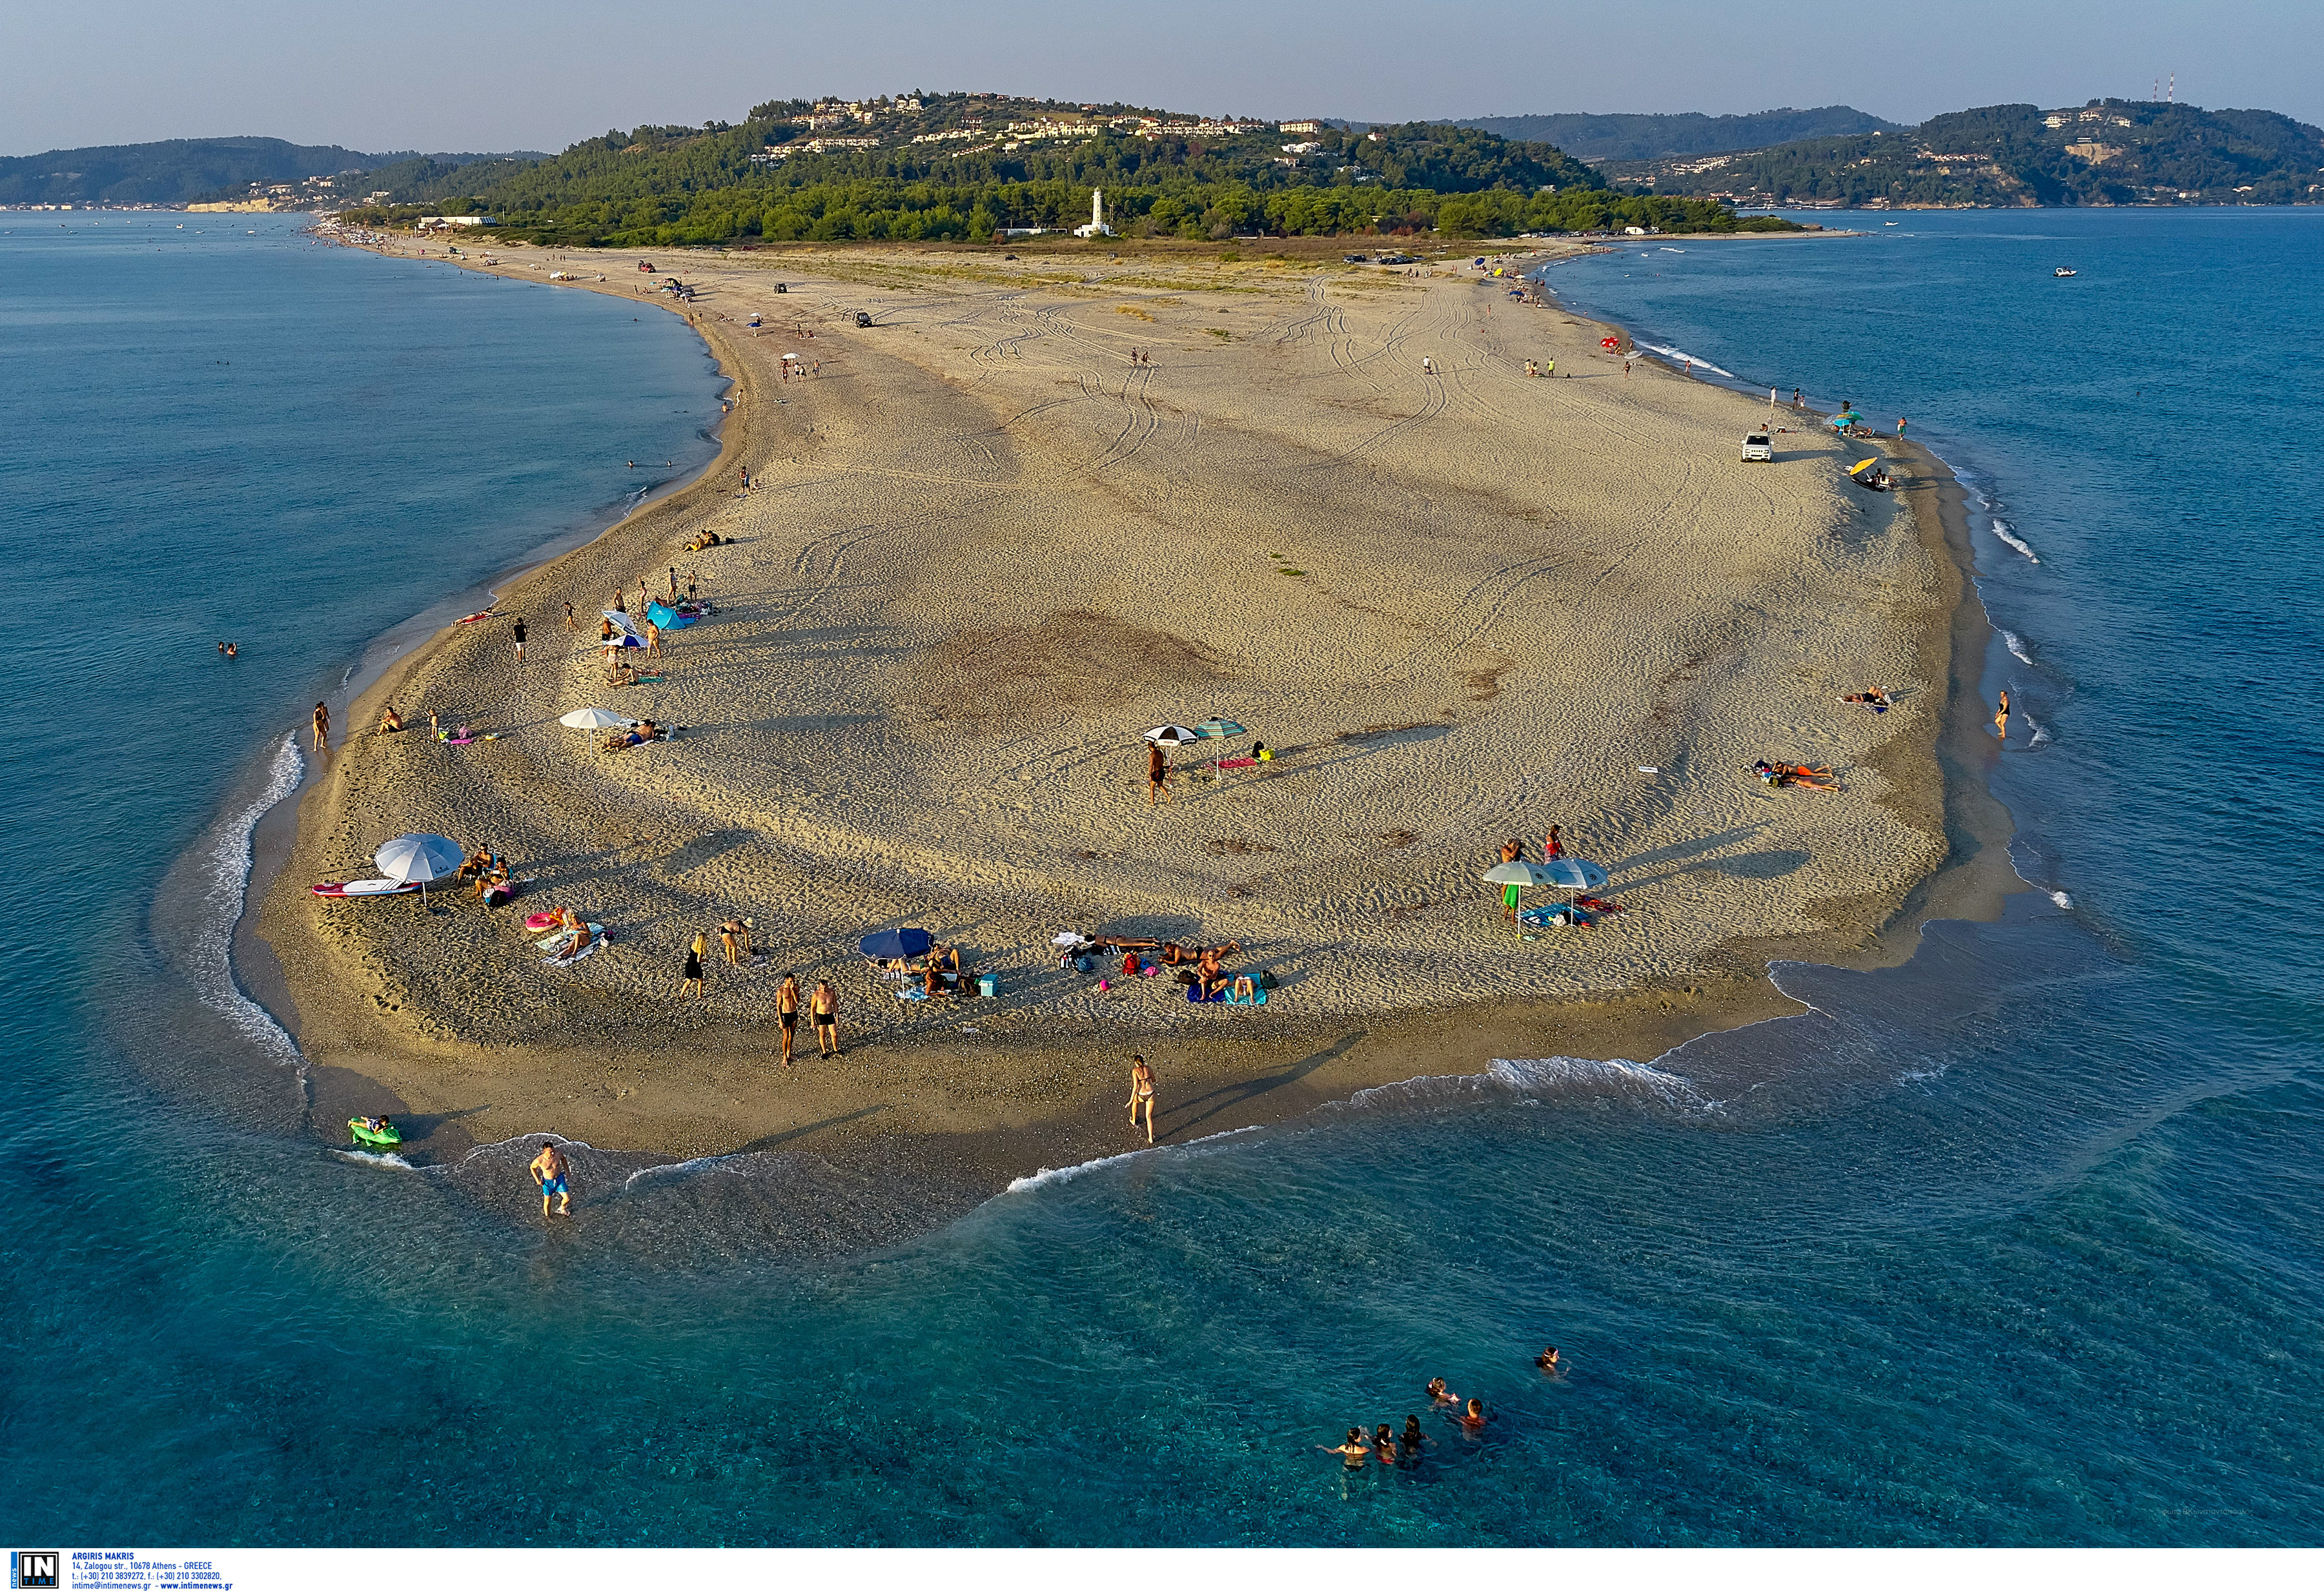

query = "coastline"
[{"left": 250, "top": 234, "right": 2010, "bottom": 1227}]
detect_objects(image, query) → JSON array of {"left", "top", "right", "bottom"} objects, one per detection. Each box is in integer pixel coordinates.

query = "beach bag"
[
  {"left": 1074, "top": 955, "right": 1092, "bottom": 972},
  {"left": 1258, "top": 969, "right": 1279, "bottom": 991}
]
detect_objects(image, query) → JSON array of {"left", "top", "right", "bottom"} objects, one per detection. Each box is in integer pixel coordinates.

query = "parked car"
[
  {"left": 855, "top": 311, "right": 873, "bottom": 327},
  {"left": 1343, "top": 253, "right": 1369, "bottom": 263},
  {"left": 1741, "top": 433, "right": 1775, "bottom": 463}
]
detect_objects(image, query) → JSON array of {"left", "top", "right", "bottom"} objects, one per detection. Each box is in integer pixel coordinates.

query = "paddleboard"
[{"left": 313, "top": 879, "right": 421, "bottom": 897}]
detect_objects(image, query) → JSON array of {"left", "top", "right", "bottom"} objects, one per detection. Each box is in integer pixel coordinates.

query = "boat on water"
[{"left": 2055, "top": 267, "right": 2078, "bottom": 277}]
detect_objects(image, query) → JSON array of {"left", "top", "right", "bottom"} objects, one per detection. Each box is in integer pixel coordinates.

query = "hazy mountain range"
[
  {"left": 0, "top": 137, "right": 541, "bottom": 205},
  {"left": 1452, "top": 107, "right": 1901, "bottom": 162}
]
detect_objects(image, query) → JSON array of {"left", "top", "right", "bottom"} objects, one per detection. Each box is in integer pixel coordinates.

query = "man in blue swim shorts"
[{"left": 528, "top": 1139, "right": 571, "bottom": 1218}]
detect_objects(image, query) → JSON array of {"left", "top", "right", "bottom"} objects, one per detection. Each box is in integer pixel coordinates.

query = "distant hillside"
[
  {"left": 1607, "top": 100, "right": 2324, "bottom": 207},
  {"left": 1456, "top": 107, "right": 1901, "bottom": 163},
  {"left": 0, "top": 137, "right": 545, "bottom": 207},
  {"left": 340, "top": 92, "right": 1793, "bottom": 244}
]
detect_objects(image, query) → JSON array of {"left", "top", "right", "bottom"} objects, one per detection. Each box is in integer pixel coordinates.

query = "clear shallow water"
[{"left": 4, "top": 212, "right": 2321, "bottom": 1546}]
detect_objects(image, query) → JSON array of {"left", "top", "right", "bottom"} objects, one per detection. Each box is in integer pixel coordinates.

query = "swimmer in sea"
[
  {"left": 527, "top": 1139, "right": 571, "bottom": 1218},
  {"left": 1536, "top": 1346, "right": 1560, "bottom": 1371},
  {"left": 1401, "top": 1415, "right": 1425, "bottom": 1460},
  {"left": 1426, "top": 1376, "right": 1458, "bottom": 1407},
  {"left": 1371, "top": 1424, "right": 1400, "bottom": 1464},
  {"left": 1462, "top": 1397, "right": 1488, "bottom": 1435},
  {"left": 1318, "top": 1427, "right": 1369, "bottom": 1469}
]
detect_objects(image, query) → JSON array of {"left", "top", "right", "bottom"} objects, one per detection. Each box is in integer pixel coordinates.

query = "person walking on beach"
[
  {"left": 777, "top": 973, "right": 801, "bottom": 1066},
  {"left": 512, "top": 616, "right": 526, "bottom": 664},
  {"left": 810, "top": 979, "right": 839, "bottom": 1058},
  {"left": 1147, "top": 741, "right": 1173, "bottom": 806},
  {"left": 668, "top": 566, "right": 679, "bottom": 600},
  {"left": 1897, "top": 416, "right": 1908, "bottom": 440},
  {"left": 564, "top": 600, "right": 578, "bottom": 632},
  {"left": 1544, "top": 824, "right": 1563, "bottom": 861},
  {"left": 528, "top": 1139, "right": 571, "bottom": 1218},
  {"left": 311, "top": 701, "right": 330, "bottom": 755},
  {"left": 1994, "top": 689, "right": 2011, "bottom": 741},
  {"left": 681, "top": 932, "right": 707, "bottom": 998},
  {"left": 1127, "top": 1054, "right": 1157, "bottom": 1144},
  {"left": 645, "top": 620, "right": 662, "bottom": 660}
]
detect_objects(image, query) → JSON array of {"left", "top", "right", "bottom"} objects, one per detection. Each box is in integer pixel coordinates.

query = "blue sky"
[{"left": 9, "top": 0, "right": 2320, "bottom": 156}]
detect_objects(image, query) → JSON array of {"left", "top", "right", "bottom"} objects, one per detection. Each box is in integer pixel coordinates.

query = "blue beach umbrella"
[{"left": 859, "top": 927, "right": 934, "bottom": 961}]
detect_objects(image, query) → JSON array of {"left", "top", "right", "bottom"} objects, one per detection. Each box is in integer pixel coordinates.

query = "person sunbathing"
[
  {"left": 376, "top": 706, "right": 405, "bottom": 733},
  {"left": 1839, "top": 690, "right": 1893, "bottom": 711},
  {"left": 1196, "top": 946, "right": 1228, "bottom": 998}
]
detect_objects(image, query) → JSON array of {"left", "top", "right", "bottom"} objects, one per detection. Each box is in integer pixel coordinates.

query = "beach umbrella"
[
  {"left": 859, "top": 927, "right": 934, "bottom": 961},
  {"left": 1193, "top": 718, "right": 1247, "bottom": 739},
  {"left": 1538, "top": 857, "right": 1610, "bottom": 892},
  {"left": 1480, "top": 858, "right": 1611, "bottom": 890},
  {"left": 374, "top": 832, "right": 464, "bottom": 906},
  {"left": 1849, "top": 458, "right": 1879, "bottom": 476},
  {"left": 1144, "top": 726, "right": 1199, "bottom": 746},
  {"left": 560, "top": 707, "right": 634, "bottom": 730}
]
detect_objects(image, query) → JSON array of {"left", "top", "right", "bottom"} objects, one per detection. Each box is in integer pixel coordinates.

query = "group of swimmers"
[
  {"left": 214, "top": 640, "right": 240, "bottom": 659},
  {"left": 1322, "top": 1357, "right": 1561, "bottom": 1470}
]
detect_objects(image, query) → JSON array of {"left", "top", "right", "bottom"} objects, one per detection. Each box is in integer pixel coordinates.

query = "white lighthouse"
[{"left": 1074, "top": 187, "right": 1113, "bottom": 238}]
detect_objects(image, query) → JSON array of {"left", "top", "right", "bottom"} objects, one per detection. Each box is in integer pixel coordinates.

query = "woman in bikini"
[{"left": 1126, "top": 1055, "right": 1157, "bottom": 1143}]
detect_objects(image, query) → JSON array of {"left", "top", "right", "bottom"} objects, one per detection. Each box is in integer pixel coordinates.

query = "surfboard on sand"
[{"left": 312, "top": 879, "right": 421, "bottom": 898}]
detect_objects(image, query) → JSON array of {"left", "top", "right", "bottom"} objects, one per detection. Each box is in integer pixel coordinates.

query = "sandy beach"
[{"left": 260, "top": 234, "right": 2003, "bottom": 1216}]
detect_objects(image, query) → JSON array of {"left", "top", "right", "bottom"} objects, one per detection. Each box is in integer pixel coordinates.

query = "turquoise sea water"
[{"left": 3, "top": 211, "right": 2320, "bottom": 1546}]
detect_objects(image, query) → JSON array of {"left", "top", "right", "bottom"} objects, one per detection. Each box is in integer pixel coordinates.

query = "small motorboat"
[{"left": 2054, "top": 267, "right": 2077, "bottom": 278}]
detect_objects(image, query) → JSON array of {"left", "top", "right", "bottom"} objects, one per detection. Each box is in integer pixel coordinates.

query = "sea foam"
[
  {"left": 1635, "top": 341, "right": 1736, "bottom": 378},
  {"left": 1992, "top": 518, "right": 2041, "bottom": 563},
  {"left": 190, "top": 733, "right": 304, "bottom": 1067}
]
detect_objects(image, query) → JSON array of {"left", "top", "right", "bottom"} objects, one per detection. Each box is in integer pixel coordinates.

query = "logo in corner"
[{"left": 11, "top": 1552, "right": 60, "bottom": 1591}]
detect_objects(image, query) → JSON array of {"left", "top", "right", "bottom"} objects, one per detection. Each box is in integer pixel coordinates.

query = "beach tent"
[
  {"left": 645, "top": 600, "right": 695, "bottom": 630},
  {"left": 375, "top": 832, "right": 464, "bottom": 906},
  {"left": 859, "top": 927, "right": 934, "bottom": 961},
  {"left": 1144, "top": 726, "right": 1199, "bottom": 746},
  {"left": 560, "top": 708, "right": 635, "bottom": 731}
]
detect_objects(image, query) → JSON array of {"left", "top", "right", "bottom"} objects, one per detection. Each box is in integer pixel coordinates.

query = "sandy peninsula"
[{"left": 261, "top": 234, "right": 2003, "bottom": 1211}]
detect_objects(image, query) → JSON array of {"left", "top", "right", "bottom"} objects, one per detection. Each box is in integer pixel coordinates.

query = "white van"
[{"left": 1740, "top": 433, "right": 1774, "bottom": 463}]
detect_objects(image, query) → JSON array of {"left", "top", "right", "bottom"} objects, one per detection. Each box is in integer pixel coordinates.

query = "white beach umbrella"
[
  {"left": 374, "top": 832, "right": 464, "bottom": 906},
  {"left": 1144, "top": 725, "right": 1199, "bottom": 746},
  {"left": 560, "top": 708, "right": 635, "bottom": 731},
  {"left": 1480, "top": 858, "right": 1610, "bottom": 891},
  {"left": 1538, "top": 857, "right": 1610, "bottom": 892}
]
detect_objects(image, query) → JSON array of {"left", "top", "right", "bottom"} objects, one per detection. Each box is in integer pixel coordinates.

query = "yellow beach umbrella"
[{"left": 1849, "top": 458, "right": 1879, "bottom": 476}]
